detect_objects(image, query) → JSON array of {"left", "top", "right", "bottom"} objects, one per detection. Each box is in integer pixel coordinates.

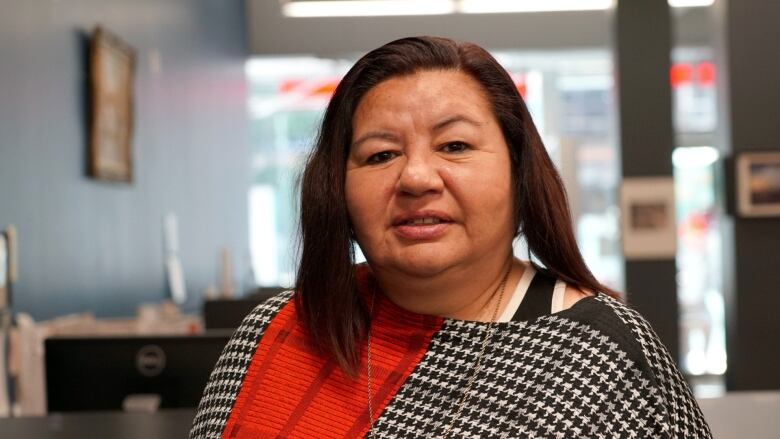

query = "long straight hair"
[{"left": 296, "top": 36, "right": 619, "bottom": 376}]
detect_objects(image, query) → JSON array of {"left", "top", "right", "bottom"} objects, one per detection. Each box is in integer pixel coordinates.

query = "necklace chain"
[{"left": 366, "top": 265, "right": 511, "bottom": 438}]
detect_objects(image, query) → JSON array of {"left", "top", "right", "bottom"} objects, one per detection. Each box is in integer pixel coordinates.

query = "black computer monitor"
[
  {"left": 45, "top": 333, "right": 230, "bottom": 412},
  {"left": 203, "top": 299, "right": 265, "bottom": 330},
  {"left": 203, "top": 287, "right": 286, "bottom": 330}
]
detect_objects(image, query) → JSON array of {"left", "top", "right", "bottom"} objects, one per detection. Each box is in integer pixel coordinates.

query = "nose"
[{"left": 397, "top": 150, "right": 444, "bottom": 197}]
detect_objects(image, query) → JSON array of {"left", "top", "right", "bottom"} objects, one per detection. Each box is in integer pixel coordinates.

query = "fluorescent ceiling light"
[
  {"left": 459, "top": 0, "right": 613, "bottom": 14},
  {"left": 668, "top": 0, "right": 714, "bottom": 7},
  {"left": 282, "top": 0, "right": 455, "bottom": 17},
  {"left": 283, "top": 0, "right": 712, "bottom": 18},
  {"left": 460, "top": 0, "right": 712, "bottom": 13}
]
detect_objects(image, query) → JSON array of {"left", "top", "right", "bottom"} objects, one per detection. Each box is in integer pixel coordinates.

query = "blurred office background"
[{"left": 0, "top": 0, "right": 778, "bottom": 437}]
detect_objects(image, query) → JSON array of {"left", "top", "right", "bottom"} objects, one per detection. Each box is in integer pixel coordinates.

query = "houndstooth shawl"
[{"left": 190, "top": 291, "right": 711, "bottom": 438}]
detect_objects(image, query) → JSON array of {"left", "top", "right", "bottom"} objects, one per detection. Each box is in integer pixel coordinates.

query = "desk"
[
  {"left": 0, "top": 409, "right": 195, "bottom": 439},
  {"left": 698, "top": 391, "right": 780, "bottom": 438}
]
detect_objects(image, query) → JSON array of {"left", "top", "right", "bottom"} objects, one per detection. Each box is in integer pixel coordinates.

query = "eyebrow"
[
  {"left": 350, "top": 114, "right": 483, "bottom": 150},
  {"left": 351, "top": 131, "right": 401, "bottom": 150},
  {"left": 432, "top": 114, "right": 483, "bottom": 132}
]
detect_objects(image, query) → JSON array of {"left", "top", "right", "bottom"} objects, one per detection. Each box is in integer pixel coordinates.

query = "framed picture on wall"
[
  {"left": 619, "top": 177, "right": 677, "bottom": 260},
  {"left": 737, "top": 151, "right": 780, "bottom": 217},
  {"left": 88, "top": 26, "right": 136, "bottom": 183}
]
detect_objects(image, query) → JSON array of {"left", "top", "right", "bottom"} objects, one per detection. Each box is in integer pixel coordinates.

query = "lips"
[
  {"left": 392, "top": 210, "right": 452, "bottom": 240},
  {"left": 392, "top": 210, "right": 452, "bottom": 226}
]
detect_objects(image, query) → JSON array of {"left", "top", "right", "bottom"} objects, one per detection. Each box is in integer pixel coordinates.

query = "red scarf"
[{"left": 221, "top": 266, "right": 443, "bottom": 438}]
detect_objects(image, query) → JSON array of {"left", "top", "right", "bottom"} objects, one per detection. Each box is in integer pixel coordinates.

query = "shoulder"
[
  {"left": 189, "top": 290, "right": 294, "bottom": 439},
  {"left": 561, "top": 293, "right": 712, "bottom": 437},
  {"left": 241, "top": 291, "right": 296, "bottom": 332},
  {"left": 585, "top": 294, "right": 680, "bottom": 375},
  {"left": 562, "top": 293, "right": 673, "bottom": 376},
  {"left": 221, "top": 291, "right": 296, "bottom": 349},
  {"left": 220, "top": 290, "right": 295, "bottom": 362},
  {"left": 557, "top": 293, "right": 654, "bottom": 372}
]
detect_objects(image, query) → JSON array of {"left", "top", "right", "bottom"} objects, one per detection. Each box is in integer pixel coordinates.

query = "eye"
[
  {"left": 440, "top": 141, "right": 470, "bottom": 154},
  {"left": 366, "top": 150, "right": 398, "bottom": 164}
]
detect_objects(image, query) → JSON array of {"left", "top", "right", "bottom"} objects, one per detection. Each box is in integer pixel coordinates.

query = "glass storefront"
[
  {"left": 672, "top": 47, "right": 727, "bottom": 394},
  {"left": 245, "top": 57, "right": 354, "bottom": 287}
]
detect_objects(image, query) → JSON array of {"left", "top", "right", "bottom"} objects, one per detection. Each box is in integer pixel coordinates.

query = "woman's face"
[{"left": 345, "top": 69, "right": 515, "bottom": 277}]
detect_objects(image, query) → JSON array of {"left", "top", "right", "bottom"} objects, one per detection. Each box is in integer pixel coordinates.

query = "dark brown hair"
[{"left": 296, "top": 36, "right": 619, "bottom": 376}]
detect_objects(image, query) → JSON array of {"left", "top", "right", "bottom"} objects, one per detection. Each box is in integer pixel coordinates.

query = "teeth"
[{"left": 408, "top": 217, "right": 441, "bottom": 225}]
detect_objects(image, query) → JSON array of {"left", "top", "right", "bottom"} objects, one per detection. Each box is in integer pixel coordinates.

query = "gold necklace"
[{"left": 366, "top": 265, "right": 512, "bottom": 438}]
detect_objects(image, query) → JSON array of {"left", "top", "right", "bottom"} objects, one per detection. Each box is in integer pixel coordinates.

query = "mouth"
[
  {"left": 392, "top": 211, "right": 453, "bottom": 226},
  {"left": 392, "top": 212, "right": 452, "bottom": 240},
  {"left": 400, "top": 217, "right": 448, "bottom": 225}
]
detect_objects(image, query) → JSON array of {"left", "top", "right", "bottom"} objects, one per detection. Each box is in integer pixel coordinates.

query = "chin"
[
  {"left": 387, "top": 251, "right": 459, "bottom": 278},
  {"left": 361, "top": 240, "right": 467, "bottom": 277},
  {"left": 396, "top": 263, "right": 448, "bottom": 277}
]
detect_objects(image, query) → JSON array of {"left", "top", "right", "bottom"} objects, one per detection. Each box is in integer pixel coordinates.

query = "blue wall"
[{"left": 0, "top": 0, "right": 249, "bottom": 319}]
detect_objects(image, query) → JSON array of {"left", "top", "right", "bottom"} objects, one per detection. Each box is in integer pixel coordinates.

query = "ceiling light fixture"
[
  {"left": 282, "top": 0, "right": 455, "bottom": 17},
  {"left": 458, "top": 0, "right": 613, "bottom": 14},
  {"left": 282, "top": 0, "right": 713, "bottom": 18},
  {"left": 668, "top": 0, "right": 715, "bottom": 7}
]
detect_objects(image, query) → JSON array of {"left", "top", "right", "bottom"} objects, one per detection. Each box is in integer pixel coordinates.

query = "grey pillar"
[
  {"left": 714, "top": 0, "right": 780, "bottom": 391},
  {"left": 613, "top": 0, "right": 679, "bottom": 361}
]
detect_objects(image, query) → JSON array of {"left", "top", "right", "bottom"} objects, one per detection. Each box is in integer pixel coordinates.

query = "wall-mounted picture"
[
  {"left": 737, "top": 152, "right": 780, "bottom": 217},
  {"left": 619, "top": 177, "right": 677, "bottom": 260},
  {"left": 88, "top": 26, "right": 136, "bottom": 183}
]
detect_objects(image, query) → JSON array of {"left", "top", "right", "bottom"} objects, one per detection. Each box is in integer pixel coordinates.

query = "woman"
[{"left": 191, "top": 36, "right": 711, "bottom": 438}]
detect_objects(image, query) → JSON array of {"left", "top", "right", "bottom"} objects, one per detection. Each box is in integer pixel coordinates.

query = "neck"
[{"left": 370, "top": 252, "right": 523, "bottom": 321}]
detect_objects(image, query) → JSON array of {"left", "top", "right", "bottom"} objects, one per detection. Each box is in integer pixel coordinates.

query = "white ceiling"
[{"left": 245, "top": 0, "right": 712, "bottom": 56}]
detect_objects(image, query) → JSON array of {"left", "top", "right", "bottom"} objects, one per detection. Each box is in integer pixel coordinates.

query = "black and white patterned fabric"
[
  {"left": 190, "top": 292, "right": 294, "bottom": 439},
  {"left": 190, "top": 292, "right": 711, "bottom": 438}
]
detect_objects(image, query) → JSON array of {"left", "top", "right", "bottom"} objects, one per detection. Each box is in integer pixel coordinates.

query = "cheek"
[
  {"left": 344, "top": 174, "right": 365, "bottom": 226},
  {"left": 444, "top": 160, "right": 513, "bottom": 221},
  {"left": 345, "top": 172, "right": 396, "bottom": 233}
]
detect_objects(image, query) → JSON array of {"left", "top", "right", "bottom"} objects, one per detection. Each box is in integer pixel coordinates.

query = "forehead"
[{"left": 352, "top": 69, "right": 495, "bottom": 130}]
